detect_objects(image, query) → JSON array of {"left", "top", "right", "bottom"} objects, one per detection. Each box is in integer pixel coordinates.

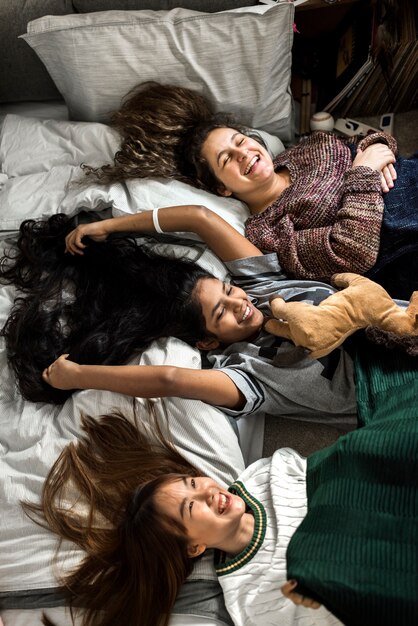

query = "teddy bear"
[{"left": 264, "top": 273, "right": 418, "bottom": 359}]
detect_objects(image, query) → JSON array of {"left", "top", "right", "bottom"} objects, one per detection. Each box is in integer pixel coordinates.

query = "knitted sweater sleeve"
[
  {"left": 356, "top": 131, "right": 398, "bottom": 155},
  {"left": 281, "top": 165, "right": 384, "bottom": 280}
]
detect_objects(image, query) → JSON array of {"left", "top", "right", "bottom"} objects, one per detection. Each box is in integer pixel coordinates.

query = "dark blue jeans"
[{"left": 366, "top": 153, "right": 418, "bottom": 300}]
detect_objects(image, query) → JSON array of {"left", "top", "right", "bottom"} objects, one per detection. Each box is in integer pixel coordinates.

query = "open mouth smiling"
[
  {"left": 218, "top": 493, "right": 230, "bottom": 514},
  {"left": 242, "top": 304, "right": 253, "bottom": 322},
  {"left": 244, "top": 155, "right": 259, "bottom": 175}
]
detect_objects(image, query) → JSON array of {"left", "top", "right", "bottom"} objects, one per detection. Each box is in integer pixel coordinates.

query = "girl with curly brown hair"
[{"left": 88, "top": 81, "right": 418, "bottom": 300}]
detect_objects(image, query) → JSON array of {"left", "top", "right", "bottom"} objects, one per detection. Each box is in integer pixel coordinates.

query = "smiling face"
[
  {"left": 194, "top": 277, "right": 264, "bottom": 348},
  {"left": 201, "top": 127, "right": 275, "bottom": 200},
  {"left": 155, "top": 476, "right": 253, "bottom": 557}
]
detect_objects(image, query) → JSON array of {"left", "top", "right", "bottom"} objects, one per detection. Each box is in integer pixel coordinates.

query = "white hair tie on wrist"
[{"left": 152, "top": 208, "right": 164, "bottom": 234}]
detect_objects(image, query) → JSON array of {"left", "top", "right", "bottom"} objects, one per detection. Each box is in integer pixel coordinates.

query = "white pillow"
[
  {"left": 0, "top": 116, "right": 121, "bottom": 177},
  {"left": 21, "top": 4, "right": 295, "bottom": 140},
  {"left": 0, "top": 332, "right": 245, "bottom": 592},
  {"left": 111, "top": 177, "right": 251, "bottom": 237},
  {"left": 0, "top": 114, "right": 284, "bottom": 239}
]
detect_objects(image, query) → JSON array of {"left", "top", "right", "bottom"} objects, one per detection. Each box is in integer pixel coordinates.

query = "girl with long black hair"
[{"left": 2, "top": 206, "right": 357, "bottom": 418}]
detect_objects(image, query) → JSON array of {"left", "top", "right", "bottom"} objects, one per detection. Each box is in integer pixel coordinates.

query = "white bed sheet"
[
  {"left": 0, "top": 103, "right": 266, "bottom": 626},
  {"left": 0, "top": 106, "right": 268, "bottom": 460},
  {"left": 0, "top": 278, "right": 244, "bottom": 626},
  {"left": 0, "top": 109, "right": 268, "bottom": 463},
  {"left": 0, "top": 105, "right": 278, "bottom": 464}
]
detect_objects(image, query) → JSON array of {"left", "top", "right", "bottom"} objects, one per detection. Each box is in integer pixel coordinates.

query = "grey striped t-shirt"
[{"left": 207, "top": 254, "right": 356, "bottom": 422}]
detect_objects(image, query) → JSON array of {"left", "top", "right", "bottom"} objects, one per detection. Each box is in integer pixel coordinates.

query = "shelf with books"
[{"left": 292, "top": 0, "right": 417, "bottom": 126}]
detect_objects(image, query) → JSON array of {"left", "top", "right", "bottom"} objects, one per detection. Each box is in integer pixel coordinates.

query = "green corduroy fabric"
[
  {"left": 286, "top": 343, "right": 418, "bottom": 626},
  {"left": 355, "top": 342, "right": 418, "bottom": 426}
]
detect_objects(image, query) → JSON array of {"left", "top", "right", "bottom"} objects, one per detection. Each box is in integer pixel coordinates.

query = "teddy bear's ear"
[
  {"left": 269, "top": 297, "right": 287, "bottom": 319},
  {"left": 264, "top": 319, "right": 293, "bottom": 342},
  {"left": 410, "top": 292, "right": 418, "bottom": 324}
]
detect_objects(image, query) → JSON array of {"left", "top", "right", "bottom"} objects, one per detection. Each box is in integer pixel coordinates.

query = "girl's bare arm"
[
  {"left": 65, "top": 205, "right": 262, "bottom": 262},
  {"left": 42, "top": 355, "right": 245, "bottom": 409}
]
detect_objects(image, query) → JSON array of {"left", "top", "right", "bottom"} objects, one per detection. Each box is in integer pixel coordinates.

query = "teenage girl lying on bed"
[
  {"left": 84, "top": 82, "right": 418, "bottom": 300},
  {"left": 1, "top": 207, "right": 354, "bottom": 413},
  {"left": 28, "top": 386, "right": 418, "bottom": 626},
  {"left": 1, "top": 206, "right": 415, "bottom": 412},
  {"left": 27, "top": 409, "right": 330, "bottom": 626}
]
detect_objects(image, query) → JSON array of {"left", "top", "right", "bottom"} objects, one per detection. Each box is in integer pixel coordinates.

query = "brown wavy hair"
[
  {"left": 24, "top": 408, "right": 199, "bottom": 626},
  {"left": 83, "top": 81, "right": 213, "bottom": 185},
  {"left": 84, "top": 81, "right": 264, "bottom": 192}
]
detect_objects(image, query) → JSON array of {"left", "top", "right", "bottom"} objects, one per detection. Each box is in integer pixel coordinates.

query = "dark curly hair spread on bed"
[
  {"left": 83, "top": 81, "right": 265, "bottom": 192},
  {"left": 24, "top": 409, "right": 199, "bottom": 626},
  {"left": 0, "top": 214, "right": 215, "bottom": 404}
]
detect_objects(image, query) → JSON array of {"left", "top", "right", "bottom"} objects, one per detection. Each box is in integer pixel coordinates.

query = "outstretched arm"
[
  {"left": 65, "top": 205, "right": 262, "bottom": 262},
  {"left": 42, "top": 354, "right": 245, "bottom": 409}
]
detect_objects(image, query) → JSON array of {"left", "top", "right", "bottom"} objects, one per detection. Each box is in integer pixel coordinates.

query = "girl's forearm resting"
[
  {"left": 66, "top": 205, "right": 261, "bottom": 261},
  {"left": 109, "top": 205, "right": 261, "bottom": 261}
]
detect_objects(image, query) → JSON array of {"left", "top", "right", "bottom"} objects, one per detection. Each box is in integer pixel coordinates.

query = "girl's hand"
[
  {"left": 281, "top": 580, "right": 321, "bottom": 609},
  {"left": 42, "top": 354, "right": 81, "bottom": 389},
  {"left": 380, "top": 162, "right": 397, "bottom": 193},
  {"left": 353, "top": 144, "right": 396, "bottom": 192},
  {"left": 65, "top": 221, "right": 111, "bottom": 255}
]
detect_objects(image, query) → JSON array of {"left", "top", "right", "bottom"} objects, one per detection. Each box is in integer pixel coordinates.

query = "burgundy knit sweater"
[{"left": 245, "top": 131, "right": 397, "bottom": 281}]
